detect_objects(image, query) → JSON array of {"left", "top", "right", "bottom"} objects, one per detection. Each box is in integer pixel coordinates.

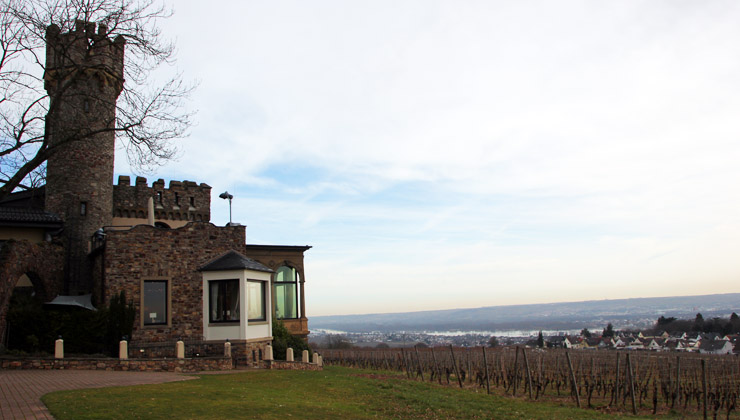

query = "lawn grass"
[{"left": 43, "top": 366, "right": 667, "bottom": 419}]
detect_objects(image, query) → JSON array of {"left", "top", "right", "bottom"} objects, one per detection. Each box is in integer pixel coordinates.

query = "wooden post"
[
  {"left": 702, "top": 359, "right": 708, "bottom": 420},
  {"left": 415, "top": 346, "right": 424, "bottom": 381},
  {"left": 449, "top": 345, "right": 463, "bottom": 388},
  {"left": 613, "top": 352, "right": 620, "bottom": 407},
  {"left": 626, "top": 353, "right": 637, "bottom": 415},
  {"left": 431, "top": 347, "right": 441, "bottom": 384},
  {"left": 522, "top": 347, "right": 533, "bottom": 399},
  {"left": 674, "top": 356, "right": 680, "bottom": 408},
  {"left": 482, "top": 346, "right": 491, "bottom": 395},
  {"left": 401, "top": 348, "right": 411, "bottom": 378},
  {"left": 467, "top": 348, "right": 473, "bottom": 384},
  {"left": 565, "top": 351, "right": 581, "bottom": 408},
  {"left": 513, "top": 346, "right": 520, "bottom": 396}
]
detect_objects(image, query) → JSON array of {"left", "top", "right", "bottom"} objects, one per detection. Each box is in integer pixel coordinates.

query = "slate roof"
[
  {"left": 699, "top": 340, "right": 732, "bottom": 352},
  {"left": 199, "top": 250, "right": 273, "bottom": 273},
  {"left": 0, "top": 207, "right": 62, "bottom": 226}
]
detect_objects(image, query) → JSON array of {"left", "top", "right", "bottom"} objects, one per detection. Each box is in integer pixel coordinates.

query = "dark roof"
[
  {"left": 0, "top": 187, "right": 46, "bottom": 209},
  {"left": 199, "top": 250, "right": 273, "bottom": 273},
  {"left": 0, "top": 207, "right": 62, "bottom": 227},
  {"left": 700, "top": 340, "right": 731, "bottom": 351},
  {"left": 244, "top": 244, "right": 312, "bottom": 252}
]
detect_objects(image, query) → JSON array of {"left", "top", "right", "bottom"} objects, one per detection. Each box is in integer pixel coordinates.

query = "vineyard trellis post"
[
  {"left": 513, "top": 346, "right": 520, "bottom": 396},
  {"left": 401, "top": 348, "right": 411, "bottom": 378},
  {"left": 612, "top": 352, "right": 620, "bottom": 408},
  {"left": 522, "top": 347, "right": 533, "bottom": 399},
  {"left": 467, "top": 348, "right": 473, "bottom": 384},
  {"left": 415, "top": 346, "right": 424, "bottom": 381},
  {"left": 674, "top": 355, "right": 680, "bottom": 409},
  {"left": 565, "top": 351, "right": 581, "bottom": 408},
  {"left": 431, "top": 347, "right": 442, "bottom": 384},
  {"left": 482, "top": 346, "right": 491, "bottom": 395},
  {"left": 449, "top": 345, "right": 463, "bottom": 388},
  {"left": 702, "top": 358, "right": 707, "bottom": 420},
  {"left": 626, "top": 353, "right": 637, "bottom": 415}
]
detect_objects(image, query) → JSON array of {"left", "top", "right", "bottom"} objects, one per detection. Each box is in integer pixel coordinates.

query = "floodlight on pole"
[{"left": 219, "top": 191, "right": 233, "bottom": 225}]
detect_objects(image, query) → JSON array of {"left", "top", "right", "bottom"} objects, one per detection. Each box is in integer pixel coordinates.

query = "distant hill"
[{"left": 310, "top": 293, "right": 740, "bottom": 333}]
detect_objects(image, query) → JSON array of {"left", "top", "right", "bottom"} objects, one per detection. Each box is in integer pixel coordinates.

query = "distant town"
[{"left": 310, "top": 296, "right": 740, "bottom": 356}]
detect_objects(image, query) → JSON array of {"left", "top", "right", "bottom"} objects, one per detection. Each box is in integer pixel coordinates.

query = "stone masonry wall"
[
  {"left": 113, "top": 176, "right": 211, "bottom": 223},
  {"left": 103, "top": 222, "right": 245, "bottom": 344},
  {"left": 242, "top": 245, "right": 310, "bottom": 337},
  {"left": 0, "top": 357, "right": 232, "bottom": 373},
  {"left": 0, "top": 241, "right": 65, "bottom": 347}
]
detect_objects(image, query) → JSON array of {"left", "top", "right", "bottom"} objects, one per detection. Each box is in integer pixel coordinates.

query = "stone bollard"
[
  {"left": 313, "top": 352, "right": 319, "bottom": 364},
  {"left": 54, "top": 337, "right": 64, "bottom": 359},
  {"left": 224, "top": 341, "right": 231, "bottom": 358},
  {"left": 264, "top": 344, "right": 273, "bottom": 361},
  {"left": 176, "top": 340, "right": 185, "bottom": 359},
  {"left": 302, "top": 349, "right": 309, "bottom": 363},
  {"left": 119, "top": 340, "right": 128, "bottom": 359},
  {"left": 286, "top": 347, "right": 294, "bottom": 362}
]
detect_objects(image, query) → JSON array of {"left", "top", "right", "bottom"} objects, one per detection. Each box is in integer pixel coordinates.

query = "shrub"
[
  {"left": 272, "top": 320, "right": 311, "bottom": 360},
  {"left": 5, "top": 290, "right": 135, "bottom": 356}
]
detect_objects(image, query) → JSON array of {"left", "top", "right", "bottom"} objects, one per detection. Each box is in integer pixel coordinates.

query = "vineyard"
[{"left": 320, "top": 347, "right": 739, "bottom": 419}]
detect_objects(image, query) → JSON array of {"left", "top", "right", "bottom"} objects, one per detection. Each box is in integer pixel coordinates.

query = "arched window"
[{"left": 274, "top": 265, "right": 299, "bottom": 319}]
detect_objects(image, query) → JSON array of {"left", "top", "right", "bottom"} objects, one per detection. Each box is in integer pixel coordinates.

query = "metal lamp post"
[{"left": 219, "top": 191, "right": 233, "bottom": 225}]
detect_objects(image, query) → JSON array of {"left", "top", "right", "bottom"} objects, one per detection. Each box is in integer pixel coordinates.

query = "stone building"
[{"left": 0, "top": 21, "right": 310, "bottom": 361}]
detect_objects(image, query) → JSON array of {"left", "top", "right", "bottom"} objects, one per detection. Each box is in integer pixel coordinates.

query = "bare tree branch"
[{"left": 0, "top": 0, "right": 193, "bottom": 199}]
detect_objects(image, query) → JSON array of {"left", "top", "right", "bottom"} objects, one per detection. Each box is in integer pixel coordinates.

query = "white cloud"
[{"left": 113, "top": 1, "right": 740, "bottom": 315}]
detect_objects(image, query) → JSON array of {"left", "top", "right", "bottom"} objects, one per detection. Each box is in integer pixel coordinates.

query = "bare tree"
[{"left": 0, "top": 0, "right": 193, "bottom": 200}]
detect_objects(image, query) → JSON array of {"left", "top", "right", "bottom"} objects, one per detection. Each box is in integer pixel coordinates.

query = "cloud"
[{"left": 115, "top": 1, "right": 740, "bottom": 315}]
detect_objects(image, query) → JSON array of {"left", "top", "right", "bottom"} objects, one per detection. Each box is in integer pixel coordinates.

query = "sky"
[{"left": 113, "top": 1, "right": 740, "bottom": 316}]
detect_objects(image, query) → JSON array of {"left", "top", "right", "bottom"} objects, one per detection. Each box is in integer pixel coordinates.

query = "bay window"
[
  {"left": 247, "top": 280, "right": 266, "bottom": 321},
  {"left": 209, "top": 279, "right": 239, "bottom": 322}
]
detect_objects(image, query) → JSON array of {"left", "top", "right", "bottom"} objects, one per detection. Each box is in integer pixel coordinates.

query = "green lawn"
[{"left": 43, "top": 366, "right": 665, "bottom": 419}]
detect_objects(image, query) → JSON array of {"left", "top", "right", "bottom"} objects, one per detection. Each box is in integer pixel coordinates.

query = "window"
[
  {"left": 143, "top": 280, "right": 167, "bottom": 325},
  {"left": 209, "top": 279, "right": 239, "bottom": 322},
  {"left": 274, "top": 266, "right": 299, "bottom": 319},
  {"left": 80, "top": 201, "right": 87, "bottom": 216},
  {"left": 156, "top": 191, "right": 163, "bottom": 204},
  {"left": 154, "top": 221, "right": 171, "bottom": 229},
  {"left": 247, "top": 280, "right": 266, "bottom": 321}
]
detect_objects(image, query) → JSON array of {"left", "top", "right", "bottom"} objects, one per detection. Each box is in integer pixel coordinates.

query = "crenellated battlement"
[
  {"left": 44, "top": 20, "right": 125, "bottom": 95},
  {"left": 113, "top": 176, "right": 211, "bottom": 224}
]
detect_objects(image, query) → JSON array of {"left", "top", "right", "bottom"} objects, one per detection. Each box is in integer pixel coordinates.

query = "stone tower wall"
[{"left": 44, "top": 21, "right": 125, "bottom": 293}]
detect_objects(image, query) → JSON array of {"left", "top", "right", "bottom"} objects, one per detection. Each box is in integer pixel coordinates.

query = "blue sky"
[{"left": 115, "top": 1, "right": 740, "bottom": 315}]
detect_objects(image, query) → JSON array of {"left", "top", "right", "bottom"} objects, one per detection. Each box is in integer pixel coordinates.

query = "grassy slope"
[{"left": 43, "top": 366, "right": 663, "bottom": 420}]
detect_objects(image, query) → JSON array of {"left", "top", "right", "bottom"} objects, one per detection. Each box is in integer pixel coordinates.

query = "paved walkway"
[{"left": 0, "top": 370, "right": 195, "bottom": 420}]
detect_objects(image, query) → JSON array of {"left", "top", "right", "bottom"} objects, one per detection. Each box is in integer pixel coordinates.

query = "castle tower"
[{"left": 44, "top": 21, "right": 125, "bottom": 294}]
